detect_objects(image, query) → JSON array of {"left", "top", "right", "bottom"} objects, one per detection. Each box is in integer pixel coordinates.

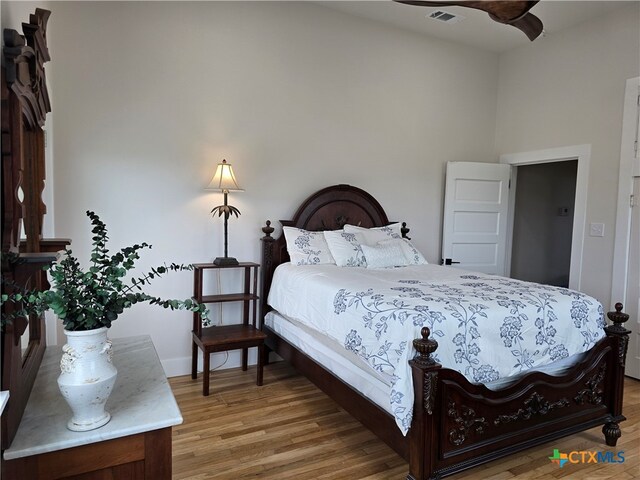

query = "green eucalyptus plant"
[{"left": 1, "top": 211, "right": 209, "bottom": 331}]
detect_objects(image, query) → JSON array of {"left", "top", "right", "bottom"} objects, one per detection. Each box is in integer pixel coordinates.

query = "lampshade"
[{"left": 207, "top": 159, "right": 243, "bottom": 192}]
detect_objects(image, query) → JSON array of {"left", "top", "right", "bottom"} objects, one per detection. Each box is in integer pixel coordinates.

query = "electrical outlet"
[{"left": 589, "top": 223, "right": 605, "bottom": 237}]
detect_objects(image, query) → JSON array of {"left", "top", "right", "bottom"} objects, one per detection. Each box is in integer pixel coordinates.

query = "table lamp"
[{"left": 208, "top": 159, "right": 243, "bottom": 266}]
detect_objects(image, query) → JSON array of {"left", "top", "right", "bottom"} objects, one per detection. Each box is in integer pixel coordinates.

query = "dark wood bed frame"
[{"left": 260, "top": 184, "right": 630, "bottom": 480}]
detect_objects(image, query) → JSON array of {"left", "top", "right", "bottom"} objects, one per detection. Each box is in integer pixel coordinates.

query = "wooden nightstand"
[{"left": 191, "top": 262, "right": 267, "bottom": 396}]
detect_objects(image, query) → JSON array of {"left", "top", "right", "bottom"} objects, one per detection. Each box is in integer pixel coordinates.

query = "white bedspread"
[{"left": 267, "top": 263, "right": 605, "bottom": 434}]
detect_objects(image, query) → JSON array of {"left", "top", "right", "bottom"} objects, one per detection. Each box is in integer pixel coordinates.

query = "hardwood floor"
[{"left": 170, "top": 362, "right": 640, "bottom": 479}]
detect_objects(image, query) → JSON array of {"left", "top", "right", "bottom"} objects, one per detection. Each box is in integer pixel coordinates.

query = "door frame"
[
  {"left": 500, "top": 144, "right": 591, "bottom": 291},
  {"left": 611, "top": 76, "right": 640, "bottom": 309}
]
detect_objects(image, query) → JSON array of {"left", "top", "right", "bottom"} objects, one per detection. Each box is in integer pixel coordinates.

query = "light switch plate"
[{"left": 589, "top": 222, "right": 605, "bottom": 237}]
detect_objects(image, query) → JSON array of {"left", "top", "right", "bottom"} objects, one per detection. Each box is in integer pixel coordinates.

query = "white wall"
[
  {"left": 8, "top": 1, "right": 498, "bottom": 374},
  {"left": 495, "top": 3, "right": 640, "bottom": 309}
]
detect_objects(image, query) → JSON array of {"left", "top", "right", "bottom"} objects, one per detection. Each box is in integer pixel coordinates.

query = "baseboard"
[{"left": 162, "top": 349, "right": 271, "bottom": 378}]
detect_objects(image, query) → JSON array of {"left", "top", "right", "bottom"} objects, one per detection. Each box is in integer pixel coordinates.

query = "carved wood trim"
[
  {"left": 574, "top": 362, "right": 606, "bottom": 406},
  {"left": 493, "top": 392, "right": 570, "bottom": 426},
  {"left": 3, "top": 9, "right": 51, "bottom": 130},
  {"left": 447, "top": 400, "right": 488, "bottom": 446},
  {"left": 616, "top": 335, "right": 629, "bottom": 368},
  {"left": 1, "top": 8, "right": 54, "bottom": 451},
  {"left": 423, "top": 372, "right": 438, "bottom": 415},
  {"left": 605, "top": 303, "right": 631, "bottom": 368},
  {"left": 1, "top": 69, "right": 23, "bottom": 254}
]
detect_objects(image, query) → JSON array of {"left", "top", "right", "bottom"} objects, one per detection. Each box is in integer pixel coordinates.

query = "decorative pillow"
[
  {"left": 283, "top": 227, "right": 336, "bottom": 266},
  {"left": 378, "top": 238, "right": 428, "bottom": 265},
  {"left": 343, "top": 223, "right": 402, "bottom": 245},
  {"left": 360, "top": 242, "right": 408, "bottom": 269},
  {"left": 323, "top": 230, "right": 367, "bottom": 267}
]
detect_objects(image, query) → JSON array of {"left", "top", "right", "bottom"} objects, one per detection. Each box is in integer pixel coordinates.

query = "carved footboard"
[{"left": 408, "top": 305, "right": 630, "bottom": 480}]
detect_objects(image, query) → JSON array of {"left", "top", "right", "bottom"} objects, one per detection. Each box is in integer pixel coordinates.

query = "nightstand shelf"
[
  {"left": 200, "top": 293, "right": 259, "bottom": 304},
  {"left": 191, "top": 262, "right": 266, "bottom": 396}
]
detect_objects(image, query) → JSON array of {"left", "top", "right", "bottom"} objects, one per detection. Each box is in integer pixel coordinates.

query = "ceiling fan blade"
[
  {"left": 394, "top": 1, "right": 543, "bottom": 41},
  {"left": 505, "top": 12, "right": 544, "bottom": 41}
]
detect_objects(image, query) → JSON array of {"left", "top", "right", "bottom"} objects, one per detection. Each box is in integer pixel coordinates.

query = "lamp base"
[{"left": 213, "top": 256, "right": 239, "bottom": 266}]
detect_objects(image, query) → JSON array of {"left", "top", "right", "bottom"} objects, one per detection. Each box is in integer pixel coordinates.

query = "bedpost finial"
[
  {"left": 605, "top": 303, "right": 630, "bottom": 343},
  {"left": 607, "top": 303, "right": 629, "bottom": 327},
  {"left": 262, "top": 220, "right": 274, "bottom": 238},
  {"left": 401, "top": 222, "right": 410, "bottom": 240},
  {"left": 413, "top": 327, "right": 438, "bottom": 366}
]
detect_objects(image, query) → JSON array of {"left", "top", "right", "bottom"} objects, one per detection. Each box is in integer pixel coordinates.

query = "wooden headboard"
[{"left": 260, "top": 184, "right": 408, "bottom": 315}]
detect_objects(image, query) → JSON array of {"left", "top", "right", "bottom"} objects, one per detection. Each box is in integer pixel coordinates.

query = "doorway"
[
  {"left": 441, "top": 149, "right": 588, "bottom": 285},
  {"left": 501, "top": 144, "right": 590, "bottom": 291},
  {"left": 510, "top": 161, "right": 578, "bottom": 287}
]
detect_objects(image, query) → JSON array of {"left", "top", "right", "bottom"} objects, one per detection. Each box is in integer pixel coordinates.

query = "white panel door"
[
  {"left": 442, "top": 162, "right": 511, "bottom": 275},
  {"left": 625, "top": 170, "right": 640, "bottom": 379}
]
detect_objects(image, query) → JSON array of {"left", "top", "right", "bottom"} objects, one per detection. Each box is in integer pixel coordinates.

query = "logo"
[
  {"left": 549, "top": 449, "right": 625, "bottom": 468},
  {"left": 549, "top": 449, "right": 569, "bottom": 468}
]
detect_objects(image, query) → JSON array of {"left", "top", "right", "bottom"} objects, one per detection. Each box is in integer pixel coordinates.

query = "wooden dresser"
[{"left": 2, "top": 336, "right": 181, "bottom": 479}]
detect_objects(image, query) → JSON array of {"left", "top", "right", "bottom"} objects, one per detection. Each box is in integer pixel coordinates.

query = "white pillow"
[
  {"left": 343, "top": 223, "right": 402, "bottom": 245},
  {"left": 360, "top": 243, "right": 408, "bottom": 269},
  {"left": 323, "top": 230, "right": 367, "bottom": 267},
  {"left": 283, "top": 227, "right": 336, "bottom": 266},
  {"left": 378, "top": 238, "right": 428, "bottom": 265}
]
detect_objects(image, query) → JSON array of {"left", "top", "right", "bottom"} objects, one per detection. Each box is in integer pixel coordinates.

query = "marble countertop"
[{"left": 3, "top": 335, "right": 183, "bottom": 460}]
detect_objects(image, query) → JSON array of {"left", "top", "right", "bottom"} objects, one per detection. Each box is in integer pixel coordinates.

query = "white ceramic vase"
[{"left": 57, "top": 327, "right": 118, "bottom": 432}]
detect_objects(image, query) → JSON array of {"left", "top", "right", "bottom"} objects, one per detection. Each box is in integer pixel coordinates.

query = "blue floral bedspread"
[{"left": 268, "top": 264, "right": 605, "bottom": 435}]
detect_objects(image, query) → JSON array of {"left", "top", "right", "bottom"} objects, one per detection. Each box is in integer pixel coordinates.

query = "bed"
[{"left": 259, "top": 184, "right": 630, "bottom": 480}]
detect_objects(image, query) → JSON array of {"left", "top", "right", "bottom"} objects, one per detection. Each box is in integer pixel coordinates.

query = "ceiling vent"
[{"left": 427, "top": 10, "right": 465, "bottom": 24}]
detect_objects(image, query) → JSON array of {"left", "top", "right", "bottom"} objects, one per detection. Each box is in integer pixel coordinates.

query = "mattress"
[
  {"left": 265, "top": 311, "right": 392, "bottom": 412},
  {"left": 267, "top": 262, "right": 605, "bottom": 434},
  {"left": 266, "top": 310, "right": 588, "bottom": 417}
]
